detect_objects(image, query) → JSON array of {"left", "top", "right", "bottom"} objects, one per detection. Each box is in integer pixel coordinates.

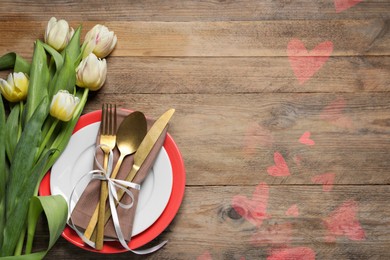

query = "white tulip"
[
  {"left": 50, "top": 90, "right": 80, "bottom": 122},
  {"left": 44, "top": 17, "right": 74, "bottom": 51},
  {"left": 76, "top": 53, "right": 107, "bottom": 91},
  {"left": 82, "top": 24, "right": 117, "bottom": 58},
  {"left": 0, "top": 72, "right": 29, "bottom": 102}
]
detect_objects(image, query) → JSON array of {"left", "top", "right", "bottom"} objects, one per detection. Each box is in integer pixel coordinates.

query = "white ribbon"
[{"left": 68, "top": 145, "right": 167, "bottom": 254}]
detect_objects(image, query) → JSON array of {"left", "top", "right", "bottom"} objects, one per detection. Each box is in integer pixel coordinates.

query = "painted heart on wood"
[
  {"left": 197, "top": 251, "right": 213, "bottom": 260},
  {"left": 267, "top": 152, "right": 290, "bottom": 176},
  {"left": 287, "top": 38, "right": 333, "bottom": 85},
  {"left": 243, "top": 123, "right": 274, "bottom": 157},
  {"left": 251, "top": 222, "right": 293, "bottom": 247},
  {"left": 285, "top": 204, "right": 299, "bottom": 217},
  {"left": 311, "top": 172, "right": 336, "bottom": 192},
  {"left": 267, "top": 247, "right": 316, "bottom": 260},
  {"left": 334, "top": 0, "right": 364, "bottom": 13},
  {"left": 323, "top": 199, "right": 366, "bottom": 242},
  {"left": 232, "top": 182, "right": 270, "bottom": 227},
  {"left": 299, "top": 131, "right": 315, "bottom": 146},
  {"left": 320, "top": 97, "right": 353, "bottom": 128}
]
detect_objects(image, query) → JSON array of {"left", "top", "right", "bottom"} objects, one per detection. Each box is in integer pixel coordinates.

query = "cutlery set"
[{"left": 82, "top": 104, "right": 175, "bottom": 250}]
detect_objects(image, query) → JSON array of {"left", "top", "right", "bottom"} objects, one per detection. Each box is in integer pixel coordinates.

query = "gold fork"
[{"left": 93, "top": 103, "right": 117, "bottom": 250}]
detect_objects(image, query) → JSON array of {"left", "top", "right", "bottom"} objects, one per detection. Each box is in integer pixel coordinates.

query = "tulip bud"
[
  {"left": 0, "top": 72, "right": 29, "bottom": 102},
  {"left": 82, "top": 24, "right": 117, "bottom": 58},
  {"left": 44, "top": 17, "right": 74, "bottom": 51},
  {"left": 50, "top": 90, "right": 80, "bottom": 122},
  {"left": 76, "top": 53, "right": 107, "bottom": 91}
]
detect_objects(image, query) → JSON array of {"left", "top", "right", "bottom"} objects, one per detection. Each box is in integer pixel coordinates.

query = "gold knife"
[
  {"left": 88, "top": 108, "right": 175, "bottom": 239},
  {"left": 125, "top": 108, "right": 175, "bottom": 183}
]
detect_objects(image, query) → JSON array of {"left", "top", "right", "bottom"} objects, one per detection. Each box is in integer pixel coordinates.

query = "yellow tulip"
[
  {"left": 44, "top": 17, "right": 74, "bottom": 51},
  {"left": 82, "top": 24, "right": 117, "bottom": 58},
  {"left": 50, "top": 90, "right": 80, "bottom": 122},
  {"left": 76, "top": 53, "right": 107, "bottom": 91},
  {"left": 0, "top": 72, "right": 29, "bottom": 102}
]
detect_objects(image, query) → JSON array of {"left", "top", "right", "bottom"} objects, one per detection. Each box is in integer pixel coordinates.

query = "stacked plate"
[{"left": 39, "top": 110, "right": 185, "bottom": 253}]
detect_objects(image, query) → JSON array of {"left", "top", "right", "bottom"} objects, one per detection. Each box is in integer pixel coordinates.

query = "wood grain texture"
[
  {"left": 0, "top": 0, "right": 389, "bottom": 21},
  {"left": 102, "top": 56, "right": 390, "bottom": 94},
  {"left": 82, "top": 92, "right": 390, "bottom": 186},
  {"left": 0, "top": 20, "right": 389, "bottom": 57},
  {"left": 0, "top": 0, "right": 389, "bottom": 259},
  {"left": 2, "top": 56, "right": 389, "bottom": 94}
]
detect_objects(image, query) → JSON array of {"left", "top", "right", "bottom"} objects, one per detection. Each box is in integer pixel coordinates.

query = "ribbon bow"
[{"left": 68, "top": 145, "right": 167, "bottom": 254}]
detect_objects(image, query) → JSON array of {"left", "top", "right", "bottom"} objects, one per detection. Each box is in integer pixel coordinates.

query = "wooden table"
[{"left": 1, "top": 1, "right": 390, "bottom": 259}]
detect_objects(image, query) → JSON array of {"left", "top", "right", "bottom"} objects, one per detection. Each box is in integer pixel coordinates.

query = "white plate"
[{"left": 50, "top": 122, "right": 173, "bottom": 236}]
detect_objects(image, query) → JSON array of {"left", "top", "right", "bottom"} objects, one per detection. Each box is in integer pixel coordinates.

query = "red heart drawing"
[
  {"left": 323, "top": 199, "right": 366, "bottom": 242},
  {"left": 320, "top": 97, "right": 353, "bottom": 129},
  {"left": 311, "top": 172, "right": 336, "bottom": 192},
  {"left": 267, "top": 247, "right": 316, "bottom": 260},
  {"left": 299, "top": 131, "right": 315, "bottom": 146},
  {"left": 334, "top": 0, "right": 364, "bottom": 13},
  {"left": 287, "top": 39, "right": 334, "bottom": 85},
  {"left": 251, "top": 222, "right": 293, "bottom": 247},
  {"left": 267, "top": 152, "right": 290, "bottom": 176},
  {"left": 285, "top": 204, "right": 299, "bottom": 217},
  {"left": 232, "top": 182, "right": 270, "bottom": 227}
]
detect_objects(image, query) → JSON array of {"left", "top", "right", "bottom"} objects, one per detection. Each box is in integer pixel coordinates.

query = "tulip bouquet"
[{"left": 0, "top": 17, "right": 117, "bottom": 258}]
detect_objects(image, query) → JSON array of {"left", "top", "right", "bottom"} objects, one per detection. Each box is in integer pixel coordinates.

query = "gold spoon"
[{"left": 84, "top": 111, "right": 147, "bottom": 244}]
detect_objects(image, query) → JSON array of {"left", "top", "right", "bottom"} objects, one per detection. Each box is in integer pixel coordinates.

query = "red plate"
[{"left": 39, "top": 110, "right": 186, "bottom": 253}]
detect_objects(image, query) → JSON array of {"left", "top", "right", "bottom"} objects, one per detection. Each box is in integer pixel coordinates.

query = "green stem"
[
  {"left": 18, "top": 101, "right": 23, "bottom": 140},
  {"left": 25, "top": 219, "right": 35, "bottom": 255},
  {"left": 14, "top": 225, "right": 26, "bottom": 256},
  {"left": 73, "top": 87, "right": 89, "bottom": 120},
  {"left": 36, "top": 118, "right": 59, "bottom": 161},
  {"left": 78, "top": 41, "right": 87, "bottom": 62}
]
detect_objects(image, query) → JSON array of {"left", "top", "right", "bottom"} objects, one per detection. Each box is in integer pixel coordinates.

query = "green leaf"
[
  {"left": 42, "top": 43, "right": 64, "bottom": 71},
  {"left": 4, "top": 105, "right": 20, "bottom": 162},
  {"left": 64, "top": 26, "right": 81, "bottom": 64},
  {"left": 6, "top": 97, "right": 48, "bottom": 221},
  {"left": 0, "top": 195, "right": 67, "bottom": 259},
  {"left": 0, "top": 53, "right": 30, "bottom": 74},
  {"left": 25, "top": 41, "right": 50, "bottom": 122},
  {"left": 49, "top": 51, "right": 76, "bottom": 98},
  {"left": 25, "top": 195, "right": 67, "bottom": 255},
  {"left": 1, "top": 149, "right": 53, "bottom": 256},
  {"left": 0, "top": 96, "right": 6, "bottom": 248}
]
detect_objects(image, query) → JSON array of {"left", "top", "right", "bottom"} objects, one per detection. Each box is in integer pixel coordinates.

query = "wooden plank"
[
  {"left": 40, "top": 185, "right": 390, "bottom": 259},
  {"left": 83, "top": 92, "right": 390, "bottom": 186},
  {"left": 0, "top": 0, "right": 389, "bottom": 21},
  {"left": 0, "top": 20, "right": 388, "bottom": 57},
  {"left": 99, "top": 56, "right": 390, "bottom": 94},
  {"left": 1, "top": 56, "right": 388, "bottom": 94}
]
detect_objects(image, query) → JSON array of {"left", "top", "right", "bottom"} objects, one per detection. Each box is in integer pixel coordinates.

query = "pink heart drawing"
[
  {"left": 267, "top": 152, "right": 290, "bottom": 176},
  {"left": 243, "top": 123, "right": 274, "bottom": 157},
  {"left": 323, "top": 199, "right": 366, "bottom": 242},
  {"left": 334, "top": 0, "right": 364, "bottom": 13},
  {"left": 285, "top": 204, "right": 299, "bottom": 217},
  {"left": 311, "top": 172, "right": 336, "bottom": 192},
  {"left": 267, "top": 247, "right": 316, "bottom": 260},
  {"left": 320, "top": 97, "right": 353, "bottom": 129},
  {"left": 197, "top": 251, "right": 213, "bottom": 260},
  {"left": 287, "top": 38, "right": 334, "bottom": 85},
  {"left": 232, "top": 182, "right": 270, "bottom": 227},
  {"left": 299, "top": 131, "right": 315, "bottom": 146},
  {"left": 251, "top": 222, "right": 293, "bottom": 247}
]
